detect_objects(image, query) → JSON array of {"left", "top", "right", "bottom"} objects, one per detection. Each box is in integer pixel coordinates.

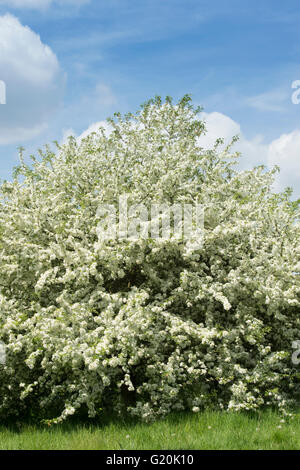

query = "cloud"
[
  {"left": 0, "top": 123, "right": 48, "bottom": 146},
  {"left": 0, "top": 0, "right": 52, "bottom": 7},
  {"left": 268, "top": 130, "right": 300, "bottom": 197},
  {"left": 77, "top": 121, "right": 113, "bottom": 141},
  {"left": 198, "top": 112, "right": 268, "bottom": 168},
  {"left": 0, "top": 0, "right": 90, "bottom": 9},
  {"left": 198, "top": 112, "right": 241, "bottom": 148},
  {"left": 0, "top": 14, "right": 64, "bottom": 145},
  {"left": 50, "top": 1, "right": 210, "bottom": 54},
  {"left": 244, "top": 88, "right": 289, "bottom": 112},
  {"left": 197, "top": 111, "right": 300, "bottom": 198},
  {"left": 58, "top": 81, "right": 118, "bottom": 136},
  {"left": 92, "top": 84, "right": 118, "bottom": 108},
  {"left": 61, "top": 127, "right": 76, "bottom": 145},
  {"left": 61, "top": 121, "right": 112, "bottom": 145}
]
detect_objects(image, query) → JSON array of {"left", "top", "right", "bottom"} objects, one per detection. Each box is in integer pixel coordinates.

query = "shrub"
[{"left": 0, "top": 95, "right": 299, "bottom": 423}]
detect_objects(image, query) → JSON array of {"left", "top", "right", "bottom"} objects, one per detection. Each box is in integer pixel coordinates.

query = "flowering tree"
[{"left": 0, "top": 95, "right": 299, "bottom": 423}]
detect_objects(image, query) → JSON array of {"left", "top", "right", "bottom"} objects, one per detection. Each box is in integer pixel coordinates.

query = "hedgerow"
[{"left": 0, "top": 95, "right": 299, "bottom": 423}]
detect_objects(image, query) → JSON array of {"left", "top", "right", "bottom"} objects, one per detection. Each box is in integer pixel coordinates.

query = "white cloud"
[
  {"left": 197, "top": 111, "right": 300, "bottom": 198},
  {"left": 198, "top": 112, "right": 268, "bottom": 168},
  {"left": 0, "top": 14, "right": 64, "bottom": 145},
  {"left": 93, "top": 84, "right": 118, "bottom": 108},
  {"left": 0, "top": 14, "right": 59, "bottom": 85},
  {"left": 61, "top": 121, "right": 112, "bottom": 145},
  {"left": 0, "top": 0, "right": 89, "bottom": 9},
  {"left": 244, "top": 88, "right": 289, "bottom": 112},
  {"left": 61, "top": 128, "right": 76, "bottom": 145},
  {"left": 0, "top": 123, "right": 48, "bottom": 146},
  {"left": 0, "top": 0, "right": 51, "bottom": 7},
  {"left": 198, "top": 112, "right": 241, "bottom": 148},
  {"left": 268, "top": 130, "right": 300, "bottom": 196},
  {"left": 77, "top": 121, "right": 113, "bottom": 141},
  {"left": 76, "top": 83, "right": 117, "bottom": 111},
  {"left": 58, "top": 82, "right": 118, "bottom": 138}
]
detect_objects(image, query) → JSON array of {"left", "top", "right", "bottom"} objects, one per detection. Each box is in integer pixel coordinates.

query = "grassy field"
[{"left": 0, "top": 409, "right": 299, "bottom": 450}]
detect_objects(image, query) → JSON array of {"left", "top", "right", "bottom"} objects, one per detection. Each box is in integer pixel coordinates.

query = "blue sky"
[{"left": 0, "top": 0, "right": 300, "bottom": 197}]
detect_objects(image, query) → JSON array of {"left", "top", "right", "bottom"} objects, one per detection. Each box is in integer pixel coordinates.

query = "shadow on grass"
[{"left": 2, "top": 405, "right": 298, "bottom": 436}]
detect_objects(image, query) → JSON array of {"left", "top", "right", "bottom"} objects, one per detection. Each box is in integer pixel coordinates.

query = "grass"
[{"left": 0, "top": 409, "right": 299, "bottom": 450}]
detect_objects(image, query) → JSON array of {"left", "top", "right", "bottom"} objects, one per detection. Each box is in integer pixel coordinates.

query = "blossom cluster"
[{"left": 0, "top": 95, "right": 299, "bottom": 423}]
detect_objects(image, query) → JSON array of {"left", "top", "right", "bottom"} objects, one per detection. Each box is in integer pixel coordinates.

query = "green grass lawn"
[{"left": 0, "top": 409, "right": 299, "bottom": 450}]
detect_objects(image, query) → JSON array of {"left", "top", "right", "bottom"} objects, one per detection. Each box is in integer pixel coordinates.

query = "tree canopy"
[{"left": 0, "top": 95, "right": 299, "bottom": 423}]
